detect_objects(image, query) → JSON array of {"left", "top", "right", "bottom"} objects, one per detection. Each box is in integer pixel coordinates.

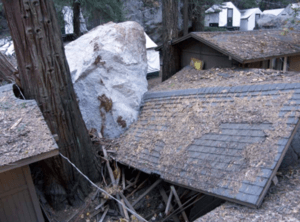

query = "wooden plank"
[
  {"left": 132, "top": 179, "right": 162, "bottom": 207},
  {"left": 0, "top": 149, "right": 59, "bottom": 173},
  {"left": 16, "top": 191, "right": 33, "bottom": 222},
  {"left": 22, "top": 190, "right": 38, "bottom": 222},
  {"left": 171, "top": 186, "right": 189, "bottom": 222},
  {"left": 23, "top": 166, "right": 45, "bottom": 222},
  {"left": 0, "top": 185, "right": 28, "bottom": 198},
  {"left": 0, "top": 198, "right": 9, "bottom": 222},
  {"left": 12, "top": 192, "right": 27, "bottom": 222},
  {"left": 165, "top": 189, "right": 173, "bottom": 215},
  {"left": 158, "top": 187, "right": 180, "bottom": 222},
  {"left": 99, "top": 207, "right": 109, "bottom": 222},
  {"left": 6, "top": 195, "right": 20, "bottom": 222},
  {"left": 283, "top": 56, "right": 287, "bottom": 73}
]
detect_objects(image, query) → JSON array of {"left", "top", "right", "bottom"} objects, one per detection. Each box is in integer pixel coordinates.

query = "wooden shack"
[
  {"left": 0, "top": 84, "right": 59, "bottom": 222},
  {"left": 170, "top": 30, "right": 300, "bottom": 72}
]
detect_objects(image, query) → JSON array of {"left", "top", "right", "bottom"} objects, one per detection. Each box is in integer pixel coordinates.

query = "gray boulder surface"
[
  {"left": 122, "top": 0, "right": 183, "bottom": 44},
  {"left": 65, "top": 21, "right": 148, "bottom": 138},
  {"left": 257, "top": 14, "right": 300, "bottom": 31}
]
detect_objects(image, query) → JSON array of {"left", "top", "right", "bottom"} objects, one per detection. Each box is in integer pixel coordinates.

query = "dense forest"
[{"left": 0, "top": 0, "right": 297, "bottom": 39}]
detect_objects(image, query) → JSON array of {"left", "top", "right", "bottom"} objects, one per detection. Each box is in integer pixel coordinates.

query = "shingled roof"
[
  {"left": 116, "top": 67, "right": 300, "bottom": 208},
  {"left": 0, "top": 84, "right": 58, "bottom": 173},
  {"left": 196, "top": 163, "right": 300, "bottom": 221},
  {"left": 172, "top": 30, "right": 300, "bottom": 63}
]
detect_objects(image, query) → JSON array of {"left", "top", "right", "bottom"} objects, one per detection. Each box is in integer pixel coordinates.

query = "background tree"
[
  {"left": 2, "top": 0, "right": 99, "bottom": 209},
  {"left": 53, "top": 0, "right": 124, "bottom": 34},
  {"left": 162, "top": 0, "right": 180, "bottom": 81},
  {"left": 73, "top": 0, "right": 81, "bottom": 37}
]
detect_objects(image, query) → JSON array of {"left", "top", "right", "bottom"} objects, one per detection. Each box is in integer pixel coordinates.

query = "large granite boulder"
[{"left": 65, "top": 21, "right": 148, "bottom": 138}]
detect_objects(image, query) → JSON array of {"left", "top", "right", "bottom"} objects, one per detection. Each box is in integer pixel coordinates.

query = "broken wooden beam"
[
  {"left": 159, "top": 186, "right": 180, "bottom": 222},
  {"left": 165, "top": 189, "right": 173, "bottom": 215},
  {"left": 171, "top": 186, "right": 189, "bottom": 222},
  {"left": 99, "top": 207, "right": 109, "bottom": 222},
  {"left": 126, "top": 178, "right": 149, "bottom": 198},
  {"left": 121, "top": 199, "right": 129, "bottom": 220},
  {"left": 132, "top": 179, "right": 162, "bottom": 207}
]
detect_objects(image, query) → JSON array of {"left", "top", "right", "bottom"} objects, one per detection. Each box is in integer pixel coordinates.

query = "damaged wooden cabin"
[
  {"left": 0, "top": 84, "right": 59, "bottom": 222},
  {"left": 114, "top": 67, "right": 300, "bottom": 215},
  {"left": 163, "top": 30, "right": 300, "bottom": 72}
]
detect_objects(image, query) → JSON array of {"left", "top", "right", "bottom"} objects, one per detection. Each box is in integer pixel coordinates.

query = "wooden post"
[
  {"left": 283, "top": 56, "right": 287, "bottom": 73},
  {"left": 262, "top": 60, "right": 269, "bottom": 69},
  {"left": 269, "top": 58, "right": 275, "bottom": 69}
]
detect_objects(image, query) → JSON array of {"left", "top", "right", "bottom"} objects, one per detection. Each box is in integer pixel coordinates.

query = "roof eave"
[
  {"left": 243, "top": 51, "right": 300, "bottom": 64},
  {"left": 179, "top": 33, "right": 244, "bottom": 63},
  {"left": 0, "top": 147, "right": 59, "bottom": 173}
]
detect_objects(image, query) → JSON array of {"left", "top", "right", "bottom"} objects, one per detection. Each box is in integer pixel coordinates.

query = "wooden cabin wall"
[
  {"left": 179, "top": 39, "right": 234, "bottom": 70},
  {"left": 289, "top": 56, "right": 300, "bottom": 72},
  {"left": 0, "top": 166, "right": 44, "bottom": 222}
]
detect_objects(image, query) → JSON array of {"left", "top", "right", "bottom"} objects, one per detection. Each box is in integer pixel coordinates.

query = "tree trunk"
[
  {"left": 0, "top": 52, "right": 17, "bottom": 83},
  {"left": 183, "top": 0, "right": 189, "bottom": 35},
  {"left": 162, "top": 0, "right": 180, "bottom": 81},
  {"left": 192, "top": 3, "right": 205, "bottom": 31},
  {"left": 2, "top": 0, "right": 99, "bottom": 210},
  {"left": 73, "top": 0, "right": 81, "bottom": 38}
]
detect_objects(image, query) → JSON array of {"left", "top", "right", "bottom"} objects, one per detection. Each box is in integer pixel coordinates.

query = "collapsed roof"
[
  {"left": 196, "top": 163, "right": 300, "bottom": 221},
  {"left": 115, "top": 67, "right": 300, "bottom": 208},
  {"left": 172, "top": 30, "right": 300, "bottom": 63},
  {"left": 0, "top": 84, "right": 58, "bottom": 173}
]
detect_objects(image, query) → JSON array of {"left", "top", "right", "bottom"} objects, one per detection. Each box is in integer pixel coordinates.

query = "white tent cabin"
[
  {"left": 262, "top": 8, "right": 285, "bottom": 16},
  {"left": 144, "top": 33, "right": 160, "bottom": 78},
  {"left": 205, "top": 2, "right": 241, "bottom": 29},
  {"left": 240, "top": 8, "right": 262, "bottom": 31}
]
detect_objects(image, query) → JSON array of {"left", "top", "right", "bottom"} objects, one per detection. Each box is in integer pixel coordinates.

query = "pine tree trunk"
[
  {"left": 2, "top": 0, "right": 99, "bottom": 210},
  {"left": 73, "top": 0, "right": 81, "bottom": 38},
  {"left": 192, "top": 3, "right": 205, "bottom": 31},
  {"left": 162, "top": 0, "right": 180, "bottom": 81},
  {"left": 183, "top": 0, "right": 189, "bottom": 35}
]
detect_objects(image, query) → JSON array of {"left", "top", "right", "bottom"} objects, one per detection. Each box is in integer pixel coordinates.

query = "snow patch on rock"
[{"left": 65, "top": 21, "right": 148, "bottom": 138}]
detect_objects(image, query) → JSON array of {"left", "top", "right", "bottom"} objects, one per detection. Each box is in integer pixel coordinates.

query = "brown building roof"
[
  {"left": 172, "top": 30, "right": 300, "bottom": 63},
  {"left": 115, "top": 67, "right": 300, "bottom": 208},
  {"left": 0, "top": 84, "right": 58, "bottom": 173}
]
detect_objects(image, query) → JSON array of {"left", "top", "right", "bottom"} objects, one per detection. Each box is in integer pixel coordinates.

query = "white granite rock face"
[{"left": 65, "top": 21, "right": 148, "bottom": 138}]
